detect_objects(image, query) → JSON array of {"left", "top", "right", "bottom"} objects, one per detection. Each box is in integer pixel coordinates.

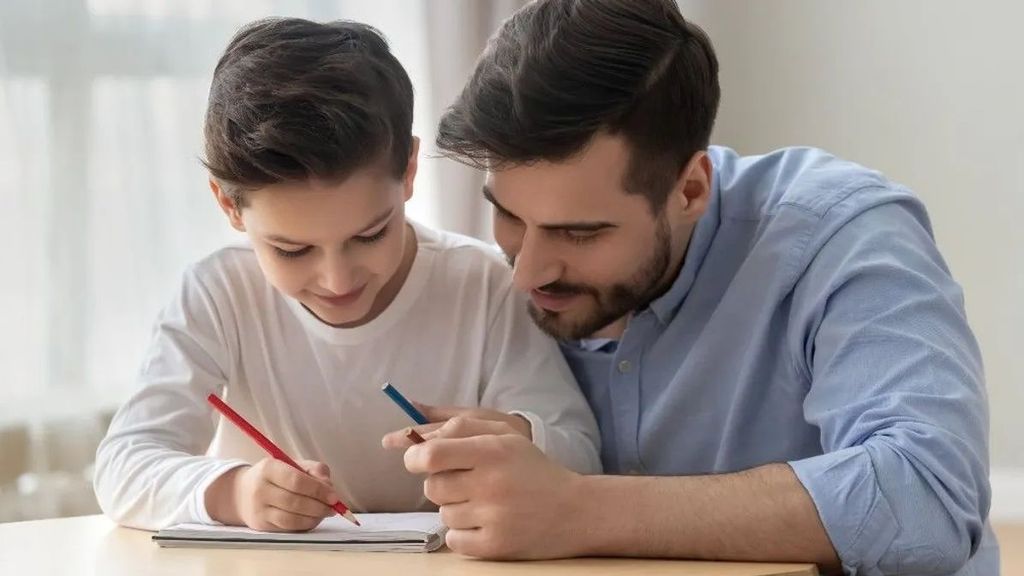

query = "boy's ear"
[
  {"left": 209, "top": 178, "right": 246, "bottom": 232},
  {"left": 402, "top": 136, "right": 420, "bottom": 202}
]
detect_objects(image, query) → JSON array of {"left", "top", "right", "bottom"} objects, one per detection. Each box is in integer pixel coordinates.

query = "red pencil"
[{"left": 206, "top": 393, "right": 360, "bottom": 526}]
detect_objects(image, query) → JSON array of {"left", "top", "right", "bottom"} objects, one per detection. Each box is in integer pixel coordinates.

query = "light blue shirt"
[{"left": 562, "top": 146, "right": 997, "bottom": 575}]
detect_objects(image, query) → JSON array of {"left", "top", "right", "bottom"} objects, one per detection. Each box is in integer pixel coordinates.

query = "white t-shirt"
[{"left": 94, "top": 221, "right": 601, "bottom": 530}]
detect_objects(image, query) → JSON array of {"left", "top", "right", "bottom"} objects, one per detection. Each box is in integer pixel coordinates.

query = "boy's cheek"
[{"left": 254, "top": 253, "right": 306, "bottom": 298}]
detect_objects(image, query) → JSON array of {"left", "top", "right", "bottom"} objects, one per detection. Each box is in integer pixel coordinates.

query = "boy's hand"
[
  {"left": 381, "top": 403, "right": 532, "bottom": 449},
  {"left": 206, "top": 458, "right": 339, "bottom": 532}
]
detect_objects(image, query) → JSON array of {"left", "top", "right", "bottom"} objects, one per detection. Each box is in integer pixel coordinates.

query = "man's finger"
[
  {"left": 414, "top": 402, "right": 468, "bottom": 423},
  {"left": 438, "top": 501, "right": 482, "bottom": 530},
  {"left": 445, "top": 527, "right": 487, "bottom": 557},
  {"left": 404, "top": 436, "right": 497, "bottom": 474},
  {"left": 429, "top": 416, "right": 515, "bottom": 440},
  {"left": 423, "top": 470, "right": 473, "bottom": 506},
  {"left": 381, "top": 422, "right": 445, "bottom": 449}
]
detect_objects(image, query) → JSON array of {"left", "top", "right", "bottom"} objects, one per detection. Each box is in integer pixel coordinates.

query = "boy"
[{"left": 93, "top": 18, "right": 600, "bottom": 532}]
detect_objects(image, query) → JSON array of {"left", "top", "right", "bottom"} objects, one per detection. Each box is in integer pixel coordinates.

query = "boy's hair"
[
  {"left": 436, "top": 0, "right": 719, "bottom": 211},
  {"left": 203, "top": 18, "right": 414, "bottom": 206}
]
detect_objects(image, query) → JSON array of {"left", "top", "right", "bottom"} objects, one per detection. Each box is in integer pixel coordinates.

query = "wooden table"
[{"left": 0, "top": 515, "right": 818, "bottom": 576}]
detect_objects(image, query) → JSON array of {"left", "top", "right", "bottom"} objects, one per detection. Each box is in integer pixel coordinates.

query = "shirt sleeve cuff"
[
  {"left": 508, "top": 410, "right": 548, "bottom": 454},
  {"left": 190, "top": 460, "right": 251, "bottom": 525},
  {"left": 789, "top": 446, "right": 898, "bottom": 575}
]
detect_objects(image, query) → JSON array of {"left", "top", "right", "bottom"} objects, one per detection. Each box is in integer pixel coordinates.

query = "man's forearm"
[{"left": 572, "top": 463, "right": 841, "bottom": 573}]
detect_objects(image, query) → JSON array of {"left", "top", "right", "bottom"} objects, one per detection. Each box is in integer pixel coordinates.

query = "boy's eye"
[
  {"left": 273, "top": 245, "right": 312, "bottom": 259},
  {"left": 354, "top": 224, "right": 389, "bottom": 244}
]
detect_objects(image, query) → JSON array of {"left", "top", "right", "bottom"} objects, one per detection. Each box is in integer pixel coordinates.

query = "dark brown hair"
[
  {"left": 437, "top": 0, "right": 719, "bottom": 210},
  {"left": 203, "top": 18, "right": 414, "bottom": 205}
]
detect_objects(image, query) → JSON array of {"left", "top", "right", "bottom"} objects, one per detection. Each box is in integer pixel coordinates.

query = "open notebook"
[{"left": 153, "top": 512, "right": 447, "bottom": 552}]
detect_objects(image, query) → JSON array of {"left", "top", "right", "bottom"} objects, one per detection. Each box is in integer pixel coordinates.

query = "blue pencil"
[{"left": 381, "top": 382, "right": 429, "bottom": 425}]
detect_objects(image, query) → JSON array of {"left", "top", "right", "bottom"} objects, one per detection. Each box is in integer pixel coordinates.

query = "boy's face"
[
  {"left": 211, "top": 145, "right": 418, "bottom": 327},
  {"left": 486, "top": 134, "right": 711, "bottom": 340}
]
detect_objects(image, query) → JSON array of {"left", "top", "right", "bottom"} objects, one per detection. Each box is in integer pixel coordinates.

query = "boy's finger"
[
  {"left": 264, "top": 483, "right": 336, "bottom": 519},
  {"left": 265, "top": 460, "right": 338, "bottom": 504},
  {"left": 298, "top": 460, "right": 332, "bottom": 483},
  {"left": 265, "top": 505, "right": 325, "bottom": 532}
]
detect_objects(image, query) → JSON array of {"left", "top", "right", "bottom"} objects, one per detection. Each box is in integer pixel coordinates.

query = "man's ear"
[
  {"left": 209, "top": 178, "right": 246, "bottom": 232},
  {"left": 667, "top": 151, "right": 712, "bottom": 222},
  {"left": 402, "top": 136, "right": 420, "bottom": 202}
]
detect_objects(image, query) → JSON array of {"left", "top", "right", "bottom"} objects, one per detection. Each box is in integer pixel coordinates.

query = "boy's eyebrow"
[
  {"left": 481, "top": 184, "right": 616, "bottom": 233},
  {"left": 266, "top": 207, "right": 395, "bottom": 245}
]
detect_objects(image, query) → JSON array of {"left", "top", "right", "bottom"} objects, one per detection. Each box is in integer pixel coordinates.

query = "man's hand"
[
  {"left": 205, "top": 458, "right": 339, "bottom": 532},
  {"left": 397, "top": 417, "right": 586, "bottom": 559},
  {"left": 381, "top": 402, "right": 532, "bottom": 449}
]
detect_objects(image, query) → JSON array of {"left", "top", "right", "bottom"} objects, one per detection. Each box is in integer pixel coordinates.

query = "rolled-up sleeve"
[{"left": 788, "top": 196, "right": 989, "bottom": 575}]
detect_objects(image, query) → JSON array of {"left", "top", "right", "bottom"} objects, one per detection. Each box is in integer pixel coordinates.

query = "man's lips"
[{"left": 530, "top": 289, "right": 580, "bottom": 312}]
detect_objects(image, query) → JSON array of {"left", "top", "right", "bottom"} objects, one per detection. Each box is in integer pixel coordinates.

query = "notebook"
[{"left": 153, "top": 512, "right": 447, "bottom": 552}]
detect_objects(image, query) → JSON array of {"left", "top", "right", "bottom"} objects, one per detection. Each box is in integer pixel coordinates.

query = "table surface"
[{"left": 0, "top": 514, "right": 819, "bottom": 576}]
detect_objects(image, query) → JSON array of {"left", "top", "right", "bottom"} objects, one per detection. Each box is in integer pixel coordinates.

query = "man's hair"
[
  {"left": 436, "top": 0, "right": 719, "bottom": 211},
  {"left": 203, "top": 18, "right": 414, "bottom": 205}
]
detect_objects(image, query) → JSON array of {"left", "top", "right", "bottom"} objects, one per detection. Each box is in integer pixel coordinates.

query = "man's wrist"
[{"left": 562, "top": 473, "right": 617, "bottom": 557}]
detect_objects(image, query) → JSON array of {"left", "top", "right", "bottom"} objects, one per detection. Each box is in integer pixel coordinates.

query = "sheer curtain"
[{"left": 0, "top": 0, "right": 524, "bottom": 521}]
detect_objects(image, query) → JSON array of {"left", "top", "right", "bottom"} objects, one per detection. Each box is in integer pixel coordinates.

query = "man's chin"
[{"left": 528, "top": 303, "right": 598, "bottom": 341}]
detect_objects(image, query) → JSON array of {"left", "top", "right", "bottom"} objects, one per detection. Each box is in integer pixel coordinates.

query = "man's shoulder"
[{"left": 710, "top": 145, "right": 915, "bottom": 224}]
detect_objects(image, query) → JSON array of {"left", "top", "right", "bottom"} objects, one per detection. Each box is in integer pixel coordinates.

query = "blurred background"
[{"left": 0, "top": 0, "right": 1020, "bottom": 537}]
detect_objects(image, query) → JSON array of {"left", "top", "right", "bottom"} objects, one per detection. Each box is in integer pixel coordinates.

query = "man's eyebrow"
[
  {"left": 482, "top": 184, "right": 616, "bottom": 232},
  {"left": 482, "top": 184, "right": 512, "bottom": 215}
]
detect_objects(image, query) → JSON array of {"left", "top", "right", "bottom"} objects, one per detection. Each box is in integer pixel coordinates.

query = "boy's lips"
[{"left": 314, "top": 285, "right": 366, "bottom": 308}]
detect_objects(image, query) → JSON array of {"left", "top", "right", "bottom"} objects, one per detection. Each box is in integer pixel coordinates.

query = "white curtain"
[
  {"left": 0, "top": 0, "right": 524, "bottom": 520},
  {"left": 0, "top": 0, "right": 526, "bottom": 417}
]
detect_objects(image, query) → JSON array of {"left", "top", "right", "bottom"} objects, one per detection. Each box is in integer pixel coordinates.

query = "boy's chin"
[{"left": 302, "top": 297, "right": 373, "bottom": 327}]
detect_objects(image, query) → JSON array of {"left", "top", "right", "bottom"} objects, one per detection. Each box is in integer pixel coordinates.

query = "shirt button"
[{"left": 617, "top": 360, "right": 632, "bottom": 373}]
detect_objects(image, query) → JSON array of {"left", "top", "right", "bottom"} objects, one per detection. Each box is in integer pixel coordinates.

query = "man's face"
[{"left": 487, "top": 134, "right": 708, "bottom": 340}]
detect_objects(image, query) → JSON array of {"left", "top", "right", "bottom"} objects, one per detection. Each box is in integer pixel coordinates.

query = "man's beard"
[{"left": 510, "top": 218, "right": 674, "bottom": 340}]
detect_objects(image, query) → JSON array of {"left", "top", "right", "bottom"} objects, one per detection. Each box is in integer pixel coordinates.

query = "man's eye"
[{"left": 565, "top": 230, "right": 600, "bottom": 245}]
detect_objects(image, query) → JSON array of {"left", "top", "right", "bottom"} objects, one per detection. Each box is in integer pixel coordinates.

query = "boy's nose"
[{"left": 319, "top": 258, "right": 358, "bottom": 295}]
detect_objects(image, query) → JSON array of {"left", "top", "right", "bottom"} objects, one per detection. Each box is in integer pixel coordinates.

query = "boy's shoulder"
[
  {"left": 184, "top": 241, "right": 265, "bottom": 294},
  {"left": 412, "top": 221, "right": 513, "bottom": 293}
]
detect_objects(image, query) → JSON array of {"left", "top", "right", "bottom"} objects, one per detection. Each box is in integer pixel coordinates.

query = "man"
[{"left": 383, "top": 1, "right": 997, "bottom": 573}]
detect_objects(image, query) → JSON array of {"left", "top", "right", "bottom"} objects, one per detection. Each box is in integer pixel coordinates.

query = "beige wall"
[{"left": 675, "top": 1, "right": 1023, "bottom": 472}]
